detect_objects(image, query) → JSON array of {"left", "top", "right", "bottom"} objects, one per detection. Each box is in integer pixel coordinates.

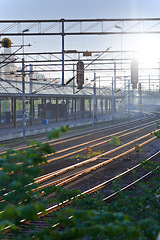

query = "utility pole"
[
  {"left": 61, "top": 19, "right": 65, "bottom": 85},
  {"left": 128, "top": 80, "right": 130, "bottom": 121},
  {"left": 73, "top": 64, "right": 75, "bottom": 94},
  {"left": 138, "top": 83, "right": 142, "bottom": 116},
  {"left": 92, "top": 72, "right": 96, "bottom": 127},
  {"left": 22, "top": 29, "right": 29, "bottom": 143},
  {"left": 114, "top": 62, "right": 116, "bottom": 90},
  {"left": 149, "top": 75, "right": 151, "bottom": 94},
  {"left": 124, "top": 76, "right": 127, "bottom": 113},
  {"left": 112, "top": 77, "right": 114, "bottom": 123},
  {"left": 22, "top": 58, "right": 26, "bottom": 143},
  {"left": 29, "top": 64, "right": 33, "bottom": 94}
]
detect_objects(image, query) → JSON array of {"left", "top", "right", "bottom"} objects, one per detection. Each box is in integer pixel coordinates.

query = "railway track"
[
  {"left": 2, "top": 112, "right": 160, "bottom": 236},
  {"left": 1, "top": 113, "right": 159, "bottom": 193},
  {"left": 5, "top": 151, "right": 160, "bottom": 236},
  {"left": 33, "top": 118, "right": 159, "bottom": 186},
  {"left": 0, "top": 112, "right": 156, "bottom": 153},
  {"left": 1, "top": 113, "right": 160, "bottom": 195},
  {"left": 34, "top": 132, "right": 158, "bottom": 198},
  {"left": 1, "top": 112, "right": 158, "bottom": 171}
]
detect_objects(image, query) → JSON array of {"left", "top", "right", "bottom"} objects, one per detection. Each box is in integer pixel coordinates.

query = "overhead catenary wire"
[{"left": 0, "top": 46, "right": 22, "bottom": 68}]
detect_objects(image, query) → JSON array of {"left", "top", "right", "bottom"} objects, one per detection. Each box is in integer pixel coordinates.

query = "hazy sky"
[
  {"left": 1, "top": 0, "right": 160, "bottom": 83},
  {"left": 1, "top": 0, "right": 160, "bottom": 51},
  {"left": 1, "top": 0, "right": 160, "bottom": 20}
]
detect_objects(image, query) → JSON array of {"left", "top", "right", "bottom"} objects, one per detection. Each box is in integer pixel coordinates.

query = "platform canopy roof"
[{"left": 0, "top": 79, "right": 124, "bottom": 99}]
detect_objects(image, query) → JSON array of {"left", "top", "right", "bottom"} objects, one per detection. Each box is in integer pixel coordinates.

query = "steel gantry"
[
  {"left": 1, "top": 18, "right": 160, "bottom": 36},
  {"left": 1, "top": 18, "right": 160, "bottom": 84},
  {"left": 1, "top": 18, "right": 160, "bottom": 131}
]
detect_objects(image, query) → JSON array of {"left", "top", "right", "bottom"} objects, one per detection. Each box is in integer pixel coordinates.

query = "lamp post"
[
  {"left": 61, "top": 19, "right": 65, "bottom": 85},
  {"left": 22, "top": 29, "right": 29, "bottom": 143}
]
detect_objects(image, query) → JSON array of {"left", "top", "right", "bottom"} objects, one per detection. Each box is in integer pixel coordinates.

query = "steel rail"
[
  {"left": 35, "top": 135, "right": 156, "bottom": 190},
  {"left": 37, "top": 149, "right": 160, "bottom": 217},
  {"left": 35, "top": 119, "right": 158, "bottom": 184},
  {"left": 3, "top": 144, "right": 159, "bottom": 234},
  {"left": 50, "top": 153, "right": 160, "bottom": 230},
  {"left": 0, "top": 113, "right": 154, "bottom": 156},
  {"left": 1, "top": 121, "right": 157, "bottom": 202},
  {"left": 45, "top": 123, "right": 157, "bottom": 164},
  {"left": 47, "top": 121, "right": 156, "bottom": 155}
]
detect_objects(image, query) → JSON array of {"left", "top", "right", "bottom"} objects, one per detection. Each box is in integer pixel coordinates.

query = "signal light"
[
  {"left": 0, "top": 38, "right": 12, "bottom": 48},
  {"left": 77, "top": 60, "right": 84, "bottom": 89},
  {"left": 131, "top": 59, "right": 138, "bottom": 89}
]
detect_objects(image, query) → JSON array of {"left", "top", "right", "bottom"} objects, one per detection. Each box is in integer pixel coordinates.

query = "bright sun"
[{"left": 136, "top": 35, "right": 160, "bottom": 63}]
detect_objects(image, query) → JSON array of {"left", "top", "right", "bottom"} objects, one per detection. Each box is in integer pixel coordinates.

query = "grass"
[{"left": 70, "top": 149, "right": 103, "bottom": 161}]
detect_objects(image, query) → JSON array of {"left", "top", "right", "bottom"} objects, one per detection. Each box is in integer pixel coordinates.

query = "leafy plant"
[
  {"left": 109, "top": 136, "right": 123, "bottom": 146},
  {"left": 86, "top": 150, "right": 103, "bottom": 158},
  {"left": 0, "top": 127, "right": 68, "bottom": 236},
  {"left": 70, "top": 154, "right": 85, "bottom": 160},
  {"left": 0, "top": 142, "right": 53, "bottom": 232},
  {"left": 48, "top": 126, "right": 69, "bottom": 140},
  {"left": 70, "top": 150, "right": 103, "bottom": 161}
]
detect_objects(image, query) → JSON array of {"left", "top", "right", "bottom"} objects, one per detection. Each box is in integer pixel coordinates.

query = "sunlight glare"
[{"left": 136, "top": 35, "right": 160, "bottom": 63}]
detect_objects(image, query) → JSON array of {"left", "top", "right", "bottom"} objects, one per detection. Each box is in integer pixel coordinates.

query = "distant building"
[
  {"left": 0, "top": 48, "right": 48, "bottom": 83},
  {"left": 0, "top": 48, "right": 19, "bottom": 81}
]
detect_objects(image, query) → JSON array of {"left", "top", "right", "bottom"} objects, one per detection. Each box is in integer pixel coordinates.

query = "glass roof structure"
[{"left": 0, "top": 79, "right": 124, "bottom": 99}]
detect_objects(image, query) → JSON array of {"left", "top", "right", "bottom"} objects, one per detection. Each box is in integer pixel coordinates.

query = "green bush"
[{"left": 109, "top": 136, "right": 123, "bottom": 146}]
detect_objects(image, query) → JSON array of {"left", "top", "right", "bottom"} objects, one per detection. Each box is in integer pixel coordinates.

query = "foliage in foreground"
[
  {"left": 0, "top": 126, "right": 68, "bottom": 232},
  {"left": 0, "top": 126, "right": 160, "bottom": 239}
]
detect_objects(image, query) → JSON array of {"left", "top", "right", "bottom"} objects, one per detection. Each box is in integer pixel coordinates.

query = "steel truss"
[
  {"left": 1, "top": 18, "right": 160, "bottom": 35},
  {"left": 1, "top": 18, "right": 160, "bottom": 86}
]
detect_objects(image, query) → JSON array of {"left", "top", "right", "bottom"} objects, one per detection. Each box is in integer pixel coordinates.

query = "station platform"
[{"left": 0, "top": 112, "right": 132, "bottom": 142}]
